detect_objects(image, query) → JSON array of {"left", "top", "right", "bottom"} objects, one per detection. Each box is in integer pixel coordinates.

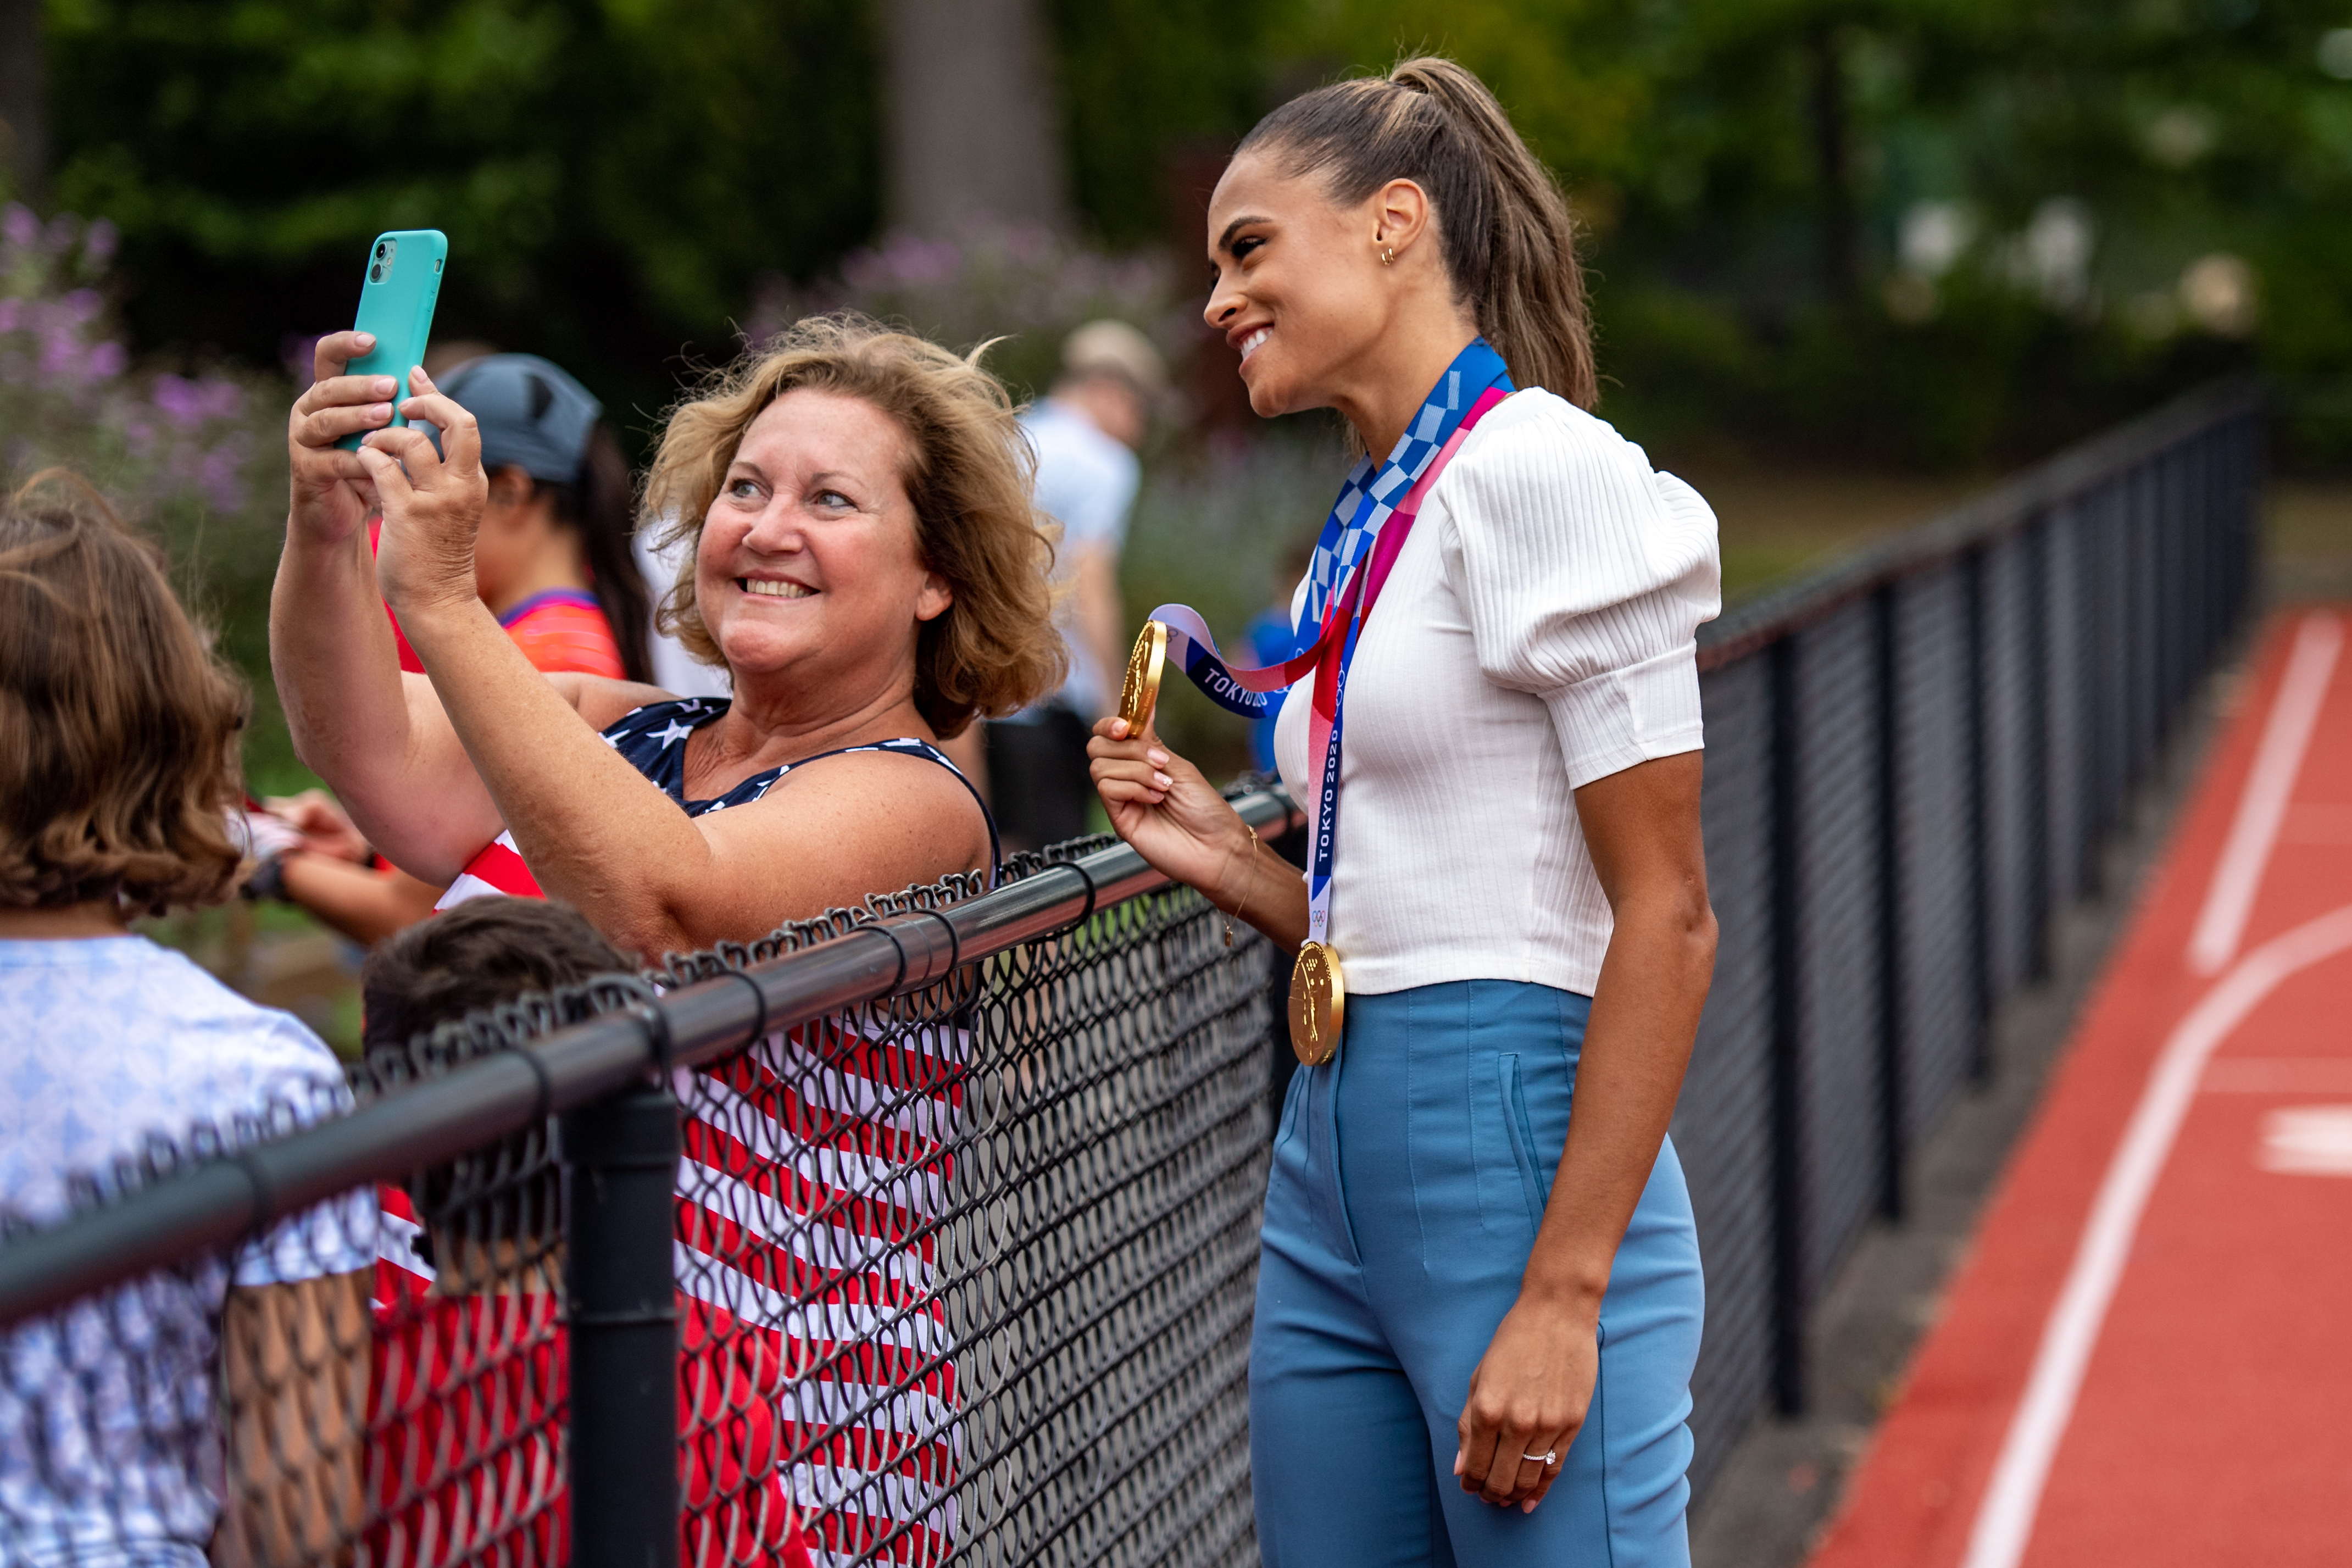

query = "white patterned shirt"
[{"left": 0, "top": 936, "right": 372, "bottom": 1567}]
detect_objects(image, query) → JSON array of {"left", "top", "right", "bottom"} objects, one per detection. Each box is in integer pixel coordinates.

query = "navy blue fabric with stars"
[{"left": 601, "top": 698, "right": 1000, "bottom": 875}]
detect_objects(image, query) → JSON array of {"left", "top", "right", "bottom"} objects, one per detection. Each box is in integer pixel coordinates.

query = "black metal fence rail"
[
  {"left": 2, "top": 789, "right": 1298, "bottom": 1568},
  {"left": 0, "top": 379, "right": 2264, "bottom": 1566},
  {"left": 0, "top": 793, "right": 1282, "bottom": 1331},
  {"left": 1670, "top": 376, "right": 2264, "bottom": 1497}
]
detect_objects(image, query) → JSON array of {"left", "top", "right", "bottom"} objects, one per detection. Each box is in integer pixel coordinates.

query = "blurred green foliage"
[
  {"left": 8, "top": 0, "right": 2344, "bottom": 834},
  {"left": 43, "top": 0, "right": 878, "bottom": 446},
  {"left": 26, "top": 0, "right": 2352, "bottom": 469},
  {"left": 1, "top": 203, "right": 315, "bottom": 794},
  {"left": 1047, "top": 0, "right": 1271, "bottom": 249},
  {"left": 1247, "top": 0, "right": 2351, "bottom": 465}
]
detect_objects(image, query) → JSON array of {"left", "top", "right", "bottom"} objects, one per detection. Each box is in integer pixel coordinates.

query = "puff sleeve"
[{"left": 1438, "top": 392, "right": 1722, "bottom": 788}]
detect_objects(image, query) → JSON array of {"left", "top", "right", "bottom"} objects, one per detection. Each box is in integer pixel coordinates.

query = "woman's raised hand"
[
  {"left": 352, "top": 368, "right": 490, "bottom": 619},
  {"left": 286, "top": 331, "right": 396, "bottom": 546},
  {"left": 1088, "top": 716, "right": 1253, "bottom": 898}
]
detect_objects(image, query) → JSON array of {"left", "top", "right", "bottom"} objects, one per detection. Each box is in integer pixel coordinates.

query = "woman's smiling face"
[
  {"left": 1203, "top": 151, "right": 1395, "bottom": 420},
  {"left": 696, "top": 388, "right": 949, "bottom": 697}
]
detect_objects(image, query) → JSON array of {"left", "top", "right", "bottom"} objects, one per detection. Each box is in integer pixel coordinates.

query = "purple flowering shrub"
[
  {"left": 0, "top": 204, "right": 283, "bottom": 520},
  {"left": 3, "top": 204, "right": 311, "bottom": 787},
  {"left": 748, "top": 219, "right": 1189, "bottom": 402}
]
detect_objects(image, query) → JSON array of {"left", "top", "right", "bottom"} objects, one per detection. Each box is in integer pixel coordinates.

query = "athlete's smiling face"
[
  {"left": 1203, "top": 151, "right": 1400, "bottom": 421},
  {"left": 696, "top": 388, "right": 950, "bottom": 694}
]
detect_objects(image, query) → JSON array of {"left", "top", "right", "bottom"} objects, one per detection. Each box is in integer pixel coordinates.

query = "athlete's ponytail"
[{"left": 1236, "top": 55, "right": 1597, "bottom": 410}]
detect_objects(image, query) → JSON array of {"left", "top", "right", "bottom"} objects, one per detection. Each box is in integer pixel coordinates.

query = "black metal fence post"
[
  {"left": 564, "top": 1085, "right": 682, "bottom": 1568},
  {"left": 1871, "top": 585, "right": 1908, "bottom": 1222},
  {"left": 2132, "top": 476, "right": 2160, "bottom": 787},
  {"left": 1964, "top": 547, "right": 1994, "bottom": 1083},
  {"left": 2023, "top": 516, "right": 2054, "bottom": 982},
  {"left": 1767, "top": 634, "right": 1809, "bottom": 1415},
  {"left": 2081, "top": 488, "right": 2115, "bottom": 896},
  {"left": 2244, "top": 409, "right": 2268, "bottom": 629}
]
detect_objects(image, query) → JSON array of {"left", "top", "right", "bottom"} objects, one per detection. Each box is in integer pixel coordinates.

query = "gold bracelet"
[{"left": 1222, "top": 824, "right": 1260, "bottom": 949}]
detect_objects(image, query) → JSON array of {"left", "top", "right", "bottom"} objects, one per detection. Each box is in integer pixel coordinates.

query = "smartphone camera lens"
[
  {"left": 369, "top": 264, "right": 384, "bottom": 282},
  {"left": 375, "top": 242, "right": 389, "bottom": 259}
]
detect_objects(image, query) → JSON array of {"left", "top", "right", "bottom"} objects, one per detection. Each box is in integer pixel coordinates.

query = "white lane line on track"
[
  {"left": 1962, "top": 902, "right": 2352, "bottom": 1568},
  {"left": 2257, "top": 1105, "right": 2352, "bottom": 1175},
  {"left": 2187, "top": 614, "right": 2343, "bottom": 976},
  {"left": 2202, "top": 1058, "right": 2352, "bottom": 1094}
]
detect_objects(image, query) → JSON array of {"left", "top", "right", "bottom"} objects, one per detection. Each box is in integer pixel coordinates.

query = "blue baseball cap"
[{"left": 432, "top": 353, "right": 602, "bottom": 483}]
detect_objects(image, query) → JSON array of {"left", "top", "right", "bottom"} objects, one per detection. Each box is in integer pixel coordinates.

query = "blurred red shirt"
[
  {"left": 371, "top": 1187, "right": 815, "bottom": 1568},
  {"left": 369, "top": 519, "right": 624, "bottom": 679}
]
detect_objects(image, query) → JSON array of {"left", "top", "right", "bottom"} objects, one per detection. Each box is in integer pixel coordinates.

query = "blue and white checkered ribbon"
[{"left": 1299, "top": 342, "right": 1509, "bottom": 634}]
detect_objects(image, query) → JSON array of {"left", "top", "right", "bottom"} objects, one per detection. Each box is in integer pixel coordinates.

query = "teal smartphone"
[{"left": 336, "top": 229, "right": 447, "bottom": 451}]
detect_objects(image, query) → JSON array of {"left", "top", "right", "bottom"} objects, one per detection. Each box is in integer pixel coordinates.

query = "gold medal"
[
  {"left": 1119, "top": 619, "right": 1167, "bottom": 736},
  {"left": 1288, "top": 941, "right": 1345, "bottom": 1066}
]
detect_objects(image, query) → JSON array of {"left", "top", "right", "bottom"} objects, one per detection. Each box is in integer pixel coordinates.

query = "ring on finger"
[{"left": 1522, "top": 1449, "right": 1559, "bottom": 1466}]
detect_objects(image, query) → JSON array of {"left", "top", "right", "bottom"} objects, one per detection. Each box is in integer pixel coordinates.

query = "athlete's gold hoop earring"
[{"left": 1380, "top": 245, "right": 1395, "bottom": 266}]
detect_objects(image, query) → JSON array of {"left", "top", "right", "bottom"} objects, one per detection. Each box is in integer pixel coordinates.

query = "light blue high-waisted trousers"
[{"left": 1250, "top": 980, "right": 1703, "bottom": 1567}]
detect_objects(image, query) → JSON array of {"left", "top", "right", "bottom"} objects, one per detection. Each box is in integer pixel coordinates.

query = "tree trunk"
[
  {"left": 0, "top": 0, "right": 45, "bottom": 202},
  {"left": 880, "top": 0, "right": 1067, "bottom": 235},
  {"left": 1808, "top": 22, "right": 1857, "bottom": 304}
]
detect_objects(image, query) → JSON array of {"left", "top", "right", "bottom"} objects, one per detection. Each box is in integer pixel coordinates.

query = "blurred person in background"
[
  {"left": 1091, "top": 58, "right": 1719, "bottom": 1566},
  {"left": 0, "top": 471, "right": 372, "bottom": 1568},
  {"left": 1241, "top": 535, "right": 1320, "bottom": 779},
  {"left": 392, "top": 352, "right": 651, "bottom": 683},
  {"left": 247, "top": 352, "right": 655, "bottom": 943},
  {"left": 636, "top": 524, "right": 737, "bottom": 701},
  {"left": 982, "top": 319, "right": 1167, "bottom": 852}
]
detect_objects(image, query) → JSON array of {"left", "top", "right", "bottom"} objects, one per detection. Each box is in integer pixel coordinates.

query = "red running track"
[{"left": 1810, "top": 608, "right": 2352, "bottom": 1568}]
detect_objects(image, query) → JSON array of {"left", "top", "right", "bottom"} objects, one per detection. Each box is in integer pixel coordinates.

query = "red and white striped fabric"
[
  {"left": 431, "top": 832, "right": 964, "bottom": 1564},
  {"left": 369, "top": 1186, "right": 568, "bottom": 1567},
  {"left": 372, "top": 1186, "right": 835, "bottom": 1566},
  {"left": 435, "top": 830, "right": 543, "bottom": 911},
  {"left": 374, "top": 1183, "right": 437, "bottom": 1302},
  {"left": 672, "top": 1015, "right": 965, "bottom": 1566}
]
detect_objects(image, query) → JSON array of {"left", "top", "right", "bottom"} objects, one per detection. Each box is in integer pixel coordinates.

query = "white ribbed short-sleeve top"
[{"left": 1271, "top": 388, "right": 1722, "bottom": 997}]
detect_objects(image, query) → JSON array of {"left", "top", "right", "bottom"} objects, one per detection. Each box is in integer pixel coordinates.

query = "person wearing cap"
[
  {"left": 983, "top": 319, "right": 1168, "bottom": 852},
  {"left": 374, "top": 353, "right": 651, "bottom": 683},
  {"left": 258, "top": 353, "right": 655, "bottom": 943}
]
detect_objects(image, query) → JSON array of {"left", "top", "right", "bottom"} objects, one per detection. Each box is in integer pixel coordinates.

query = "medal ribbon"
[
  {"left": 1143, "top": 337, "right": 1514, "bottom": 721},
  {"left": 1144, "top": 338, "right": 1514, "bottom": 950}
]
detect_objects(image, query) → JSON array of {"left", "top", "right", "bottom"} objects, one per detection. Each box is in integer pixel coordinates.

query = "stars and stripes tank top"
[
  {"left": 436, "top": 698, "right": 999, "bottom": 908},
  {"left": 430, "top": 697, "right": 996, "bottom": 1564}
]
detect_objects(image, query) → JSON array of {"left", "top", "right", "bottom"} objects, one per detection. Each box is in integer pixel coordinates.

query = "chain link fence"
[
  {"left": 1669, "top": 377, "right": 2262, "bottom": 1494},
  {"left": 0, "top": 381, "right": 2262, "bottom": 1565},
  {"left": 2, "top": 802, "right": 1291, "bottom": 1568}
]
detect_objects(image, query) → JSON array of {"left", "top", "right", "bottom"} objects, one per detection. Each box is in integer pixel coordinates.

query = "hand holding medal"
[{"left": 1087, "top": 627, "right": 1256, "bottom": 909}]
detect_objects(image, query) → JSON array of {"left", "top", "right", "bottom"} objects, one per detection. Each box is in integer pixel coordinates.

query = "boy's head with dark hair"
[
  {"left": 361, "top": 896, "right": 631, "bottom": 1054},
  {"left": 362, "top": 897, "right": 631, "bottom": 1291}
]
